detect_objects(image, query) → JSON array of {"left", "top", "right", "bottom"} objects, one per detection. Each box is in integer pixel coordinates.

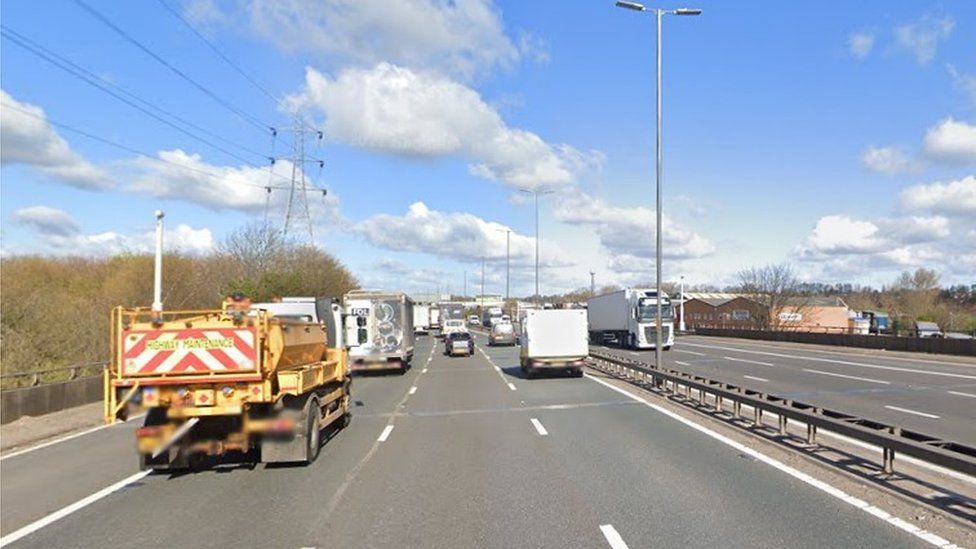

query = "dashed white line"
[
  {"left": 530, "top": 418, "right": 548, "bottom": 436},
  {"left": 422, "top": 368, "right": 428, "bottom": 373},
  {"left": 673, "top": 349, "right": 706, "bottom": 356},
  {"left": 584, "top": 374, "right": 957, "bottom": 548},
  {"left": 883, "top": 405, "right": 940, "bottom": 419},
  {"left": 408, "top": 386, "right": 417, "bottom": 395},
  {"left": 507, "top": 382, "right": 517, "bottom": 391},
  {"left": 0, "top": 470, "right": 151, "bottom": 547},
  {"left": 743, "top": 375, "right": 769, "bottom": 382},
  {"left": 599, "top": 524, "right": 629, "bottom": 549},
  {"left": 682, "top": 342, "right": 976, "bottom": 381},
  {"left": 724, "top": 356, "right": 773, "bottom": 367},
  {"left": 947, "top": 390, "right": 976, "bottom": 399},
  {"left": 675, "top": 360, "right": 690, "bottom": 366},
  {"left": 802, "top": 368, "right": 889, "bottom": 385},
  {"left": 377, "top": 425, "right": 395, "bottom": 442}
]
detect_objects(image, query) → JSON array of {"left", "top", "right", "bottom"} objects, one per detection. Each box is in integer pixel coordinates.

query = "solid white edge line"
[
  {"left": 599, "top": 524, "right": 629, "bottom": 549},
  {"left": 883, "top": 405, "right": 940, "bottom": 419},
  {"left": 583, "top": 373, "right": 957, "bottom": 548},
  {"left": 408, "top": 386, "right": 417, "bottom": 395},
  {"left": 0, "top": 470, "right": 151, "bottom": 547},
  {"left": 530, "top": 418, "right": 548, "bottom": 436},
  {"left": 0, "top": 413, "right": 146, "bottom": 462},
  {"left": 507, "top": 383, "right": 517, "bottom": 391},
  {"left": 802, "top": 368, "right": 890, "bottom": 385},
  {"left": 743, "top": 375, "right": 769, "bottom": 382},
  {"left": 377, "top": 425, "right": 394, "bottom": 442}
]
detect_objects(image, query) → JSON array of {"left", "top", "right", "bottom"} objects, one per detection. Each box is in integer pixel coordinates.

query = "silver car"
[{"left": 488, "top": 322, "right": 517, "bottom": 346}]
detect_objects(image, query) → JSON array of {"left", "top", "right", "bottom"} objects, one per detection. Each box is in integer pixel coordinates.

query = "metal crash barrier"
[{"left": 587, "top": 349, "right": 976, "bottom": 478}]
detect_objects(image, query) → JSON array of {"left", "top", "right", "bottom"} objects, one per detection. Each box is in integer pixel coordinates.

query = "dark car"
[{"left": 445, "top": 331, "right": 474, "bottom": 357}]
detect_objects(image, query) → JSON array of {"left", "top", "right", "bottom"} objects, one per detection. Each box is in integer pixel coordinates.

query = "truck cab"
[{"left": 587, "top": 289, "right": 675, "bottom": 350}]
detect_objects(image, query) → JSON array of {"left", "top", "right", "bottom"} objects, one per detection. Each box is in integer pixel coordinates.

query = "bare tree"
[{"left": 734, "top": 263, "right": 814, "bottom": 330}]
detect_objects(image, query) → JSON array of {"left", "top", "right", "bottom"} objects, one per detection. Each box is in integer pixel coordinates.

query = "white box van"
[{"left": 519, "top": 309, "right": 588, "bottom": 378}]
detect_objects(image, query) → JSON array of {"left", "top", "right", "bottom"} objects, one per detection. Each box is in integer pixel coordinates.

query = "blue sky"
[{"left": 2, "top": 0, "right": 974, "bottom": 296}]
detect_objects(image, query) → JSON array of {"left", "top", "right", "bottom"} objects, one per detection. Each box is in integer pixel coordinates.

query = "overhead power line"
[
  {"left": 71, "top": 0, "right": 271, "bottom": 133},
  {"left": 1, "top": 25, "right": 270, "bottom": 168},
  {"left": 1, "top": 100, "right": 328, "bottom": 196},
  {"left": 155, "top": 0, "right": 283, "bottom": 108}
]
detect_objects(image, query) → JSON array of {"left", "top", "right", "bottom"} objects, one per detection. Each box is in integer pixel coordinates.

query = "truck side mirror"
[{"left": 633, "top": 306, "right": 639, "bottom": 320}]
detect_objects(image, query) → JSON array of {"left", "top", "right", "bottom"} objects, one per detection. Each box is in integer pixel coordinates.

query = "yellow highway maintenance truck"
[{"left": 105, "top": 295, "right": 351, "bottom": 470}]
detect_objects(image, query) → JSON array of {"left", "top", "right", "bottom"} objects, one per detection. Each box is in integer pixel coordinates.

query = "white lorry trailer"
[
  {"left": 519, "top": 309, "right": 588, "bottom": 378},
  {"left": 429, "top": 307, "right": 441, "bottom": 332},
  {"left": 344, "top": 291, "right": 415, "bottom": 372},
  {"left": 437, "top": 302, "right": 464, "bottom": 338},
  {"left": 413, "top": 303, "right": 431, "bottom": 335},
  {"left": 587, "top": 289, "right": 674, "bottom": 350}
]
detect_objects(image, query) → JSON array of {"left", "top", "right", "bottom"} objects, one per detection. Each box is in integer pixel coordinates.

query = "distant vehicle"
[
  {"left": 429, "top": 306, "right": 441, "bottom": 332},
  {"left": 859, "top": 311, "right": 890, "bottom": 335},
  {"left": 520, "top": 309, "right": 588, "bottom": 378},
  {"left": 488, "top": 321, "right": 517, "bottom": 346},
  {"left": 482, "top": 306, "right": 503, "bottom": 327},
  {"left": 445, "top": 331, "right": 474, "bottom": 357},
  {"left": 587, "top": 289, "right": 674, "bottom": 350},
  {"left": 344, "top": 290, "right": 415, "bottom": 373},
  {"left": 468, "top": 315, "right": 481, "bottom": 325},
  {"left": 501, "top": 314, "right": 511, "bottom": 322},
  {"left": 414, "top": 303, "right": 431, "bottom": 335},
  {"left": 914, "top": 321, "right": 943, "bottom": 338},
  {"left": 438, "top": 302, "right": 464, "bottom": 336},
  {"left": 251, "top": 296, "right": 345, "bottom": 348},
  {"left": 442, "top": 318, "right": 467, "bottom": 339}
]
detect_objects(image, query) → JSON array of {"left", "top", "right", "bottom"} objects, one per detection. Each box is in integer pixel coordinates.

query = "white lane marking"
[
  {"left": 947, "top": 390, "right": 976, "bottom": 399},
  {"left": 408, "top": 386, "right": 417, "bottom": 395},
  {"left": 477, "top": 347, "right": 516, "bottom": 391},
  {"left": 422, "top": 368, "right": 428, "bottom": 374},
  {"left": 0, "top": 413, "right": 146, "bottom": 462},
  {"left": 743, "top": 375, "right": 769, "bottom": 382},
  {"left": 673, "top": 349, "right": 706, "bottom": 356},
  {"left": 675, "top": 360, "right": 690, "bottom": 366},
  {"left": 682, "top": 342, "right": 976, "bottom": 381},
  {"left": 695, "top": 337, "right": 976, "bottom": 368},
  {"left": 802, "top": 368, "right": 889, "bottom": 385},
  {"left": 584, "top": 374, "right": 957, "bottom": 548},
  {"left": 883, "top": 405, "right": 940, "bottom": 419},
  {"left": 507, "top": 383, "right": 517, "bottom": 391},
  {"left": 599, "top": 524, "right": 629, "bottom": 549},
  {"left": 0, "top": 470, "right": 151, "bottom": 547},
  {"left": 530, "top": 418, "right": 549, "bottom": 436},
  {"left": 723, "top": 356, "right": 773, "bottom": 367},
  {"left": 377, "top": 425, "right": 394, "bottom": 442}
]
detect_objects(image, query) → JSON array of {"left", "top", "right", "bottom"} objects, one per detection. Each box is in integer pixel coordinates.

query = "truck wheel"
[
  {"left": 572, "top": 368, "right": 584, "bottom": 378},
  {"left": 305, "top": 398, "right": 321, "bottom": 464}
]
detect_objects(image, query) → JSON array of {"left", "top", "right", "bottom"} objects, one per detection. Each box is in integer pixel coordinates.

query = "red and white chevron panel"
[{"left": 122, "top": 327, "right": 258, "bottom": 376}]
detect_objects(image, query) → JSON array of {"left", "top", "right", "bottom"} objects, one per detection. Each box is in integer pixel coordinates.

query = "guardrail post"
[
  {"left": 778, "top": 414, "right": 787, "bottom": 436},
  {"left": 698, "top": 388, "right": 705, "bottom": 406},
  {"left": 753, "top": 406, "right": 762, "bottom": 427},
  {"left": 806, "top": 423, "right": 817, "bottom": 445},
  {"left": 733, "top": 401, "right": 741, "bottom": 418},
  {"left": 31, "top": 373, "right": 41, "bottom": 387},
  {"left": 69, "top": 367, "right": 79, "bottom": 380},
  {"left": 715, "top": 395, "right": 722, "bottom": 413},
  {"left": 882, "top": 426, "right": 901, "bottom": 474}
]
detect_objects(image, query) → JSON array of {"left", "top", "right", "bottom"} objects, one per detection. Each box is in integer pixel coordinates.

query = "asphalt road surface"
[
  {"left": 594, "top": 334, "right": 976, "bottom": 446},
  {"left": 0, "top": 335, "right": 942, "bottom": 548}
]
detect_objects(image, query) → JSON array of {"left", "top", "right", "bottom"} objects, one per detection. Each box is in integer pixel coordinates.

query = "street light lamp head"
[
  {"left": 615, "top": 1, "right": 646, "bottom": 11},
  {"left": 673, "top": 8, "right": 702, "bottom": 15}
]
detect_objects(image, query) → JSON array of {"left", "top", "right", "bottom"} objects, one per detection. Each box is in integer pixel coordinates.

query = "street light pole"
[
  {"left": 520, "top": 188, "right": 554, "bottom": 306},
  {"left": 615, "top": 1, "right": 700, "bottom": 372},
  {"left": 481, "top": 256, "right": 485, "bottom": 305},
  {"left": 590, "top": 271, "right": 596, "bottom": 297},
  {"left": 464, "top": 270, "right": 467, "bottom": 298},
  {"left": 679, "top": 275, "right": 686, "bottom": 332}
]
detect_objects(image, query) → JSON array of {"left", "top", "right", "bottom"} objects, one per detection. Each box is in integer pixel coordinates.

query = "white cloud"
[
  {"left": 921, "top": 118, "right": 976, "bottom": 165},
  {"left": 12, "top": 206, "right": 80, "bottom": 237},
  {"left": 289, "top": 64, "right": 602, "bottom": 190},
  {"left": 947, "top": 64, "right": 976, "bottom": 107},
  {"left": 796, "top": 215, "right": 885, "bottom": 255},
  {"left": 861, "top": 145, "right": 913, "bottom": 175},
  {"left": 0, "top": 90, "right": 111, "bottom": 190},
  {"left": 354, "top": 201, "right": 570, "bottom": 267},
  {"left": 16, "top": 218, "right": 214, "bottom": 257},
  {"left": 551, "top": 190, "right": 715, "bottom": 272},
  {"left": 127, "top": 149, "right": 344, "bottom": 227},
  {"left": 900, "top": 175, "right": 976, "bottom": 215},
  {"left": 246, "top": 0, "right": 519, "bottom": 79},
  {"left": 847, "top": 32, "right": 874, "bottom": 59},
  {"left": 895, "top": 14, "right": 954, "bottom": 66}
]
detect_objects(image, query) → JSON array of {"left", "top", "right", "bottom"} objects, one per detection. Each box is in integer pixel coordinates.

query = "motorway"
[
  {"left": 594, "top": 335, "right": 976, "bottom": 446},
  {"left": 0, "top": 334, "right": 960, "bottom": 548}
]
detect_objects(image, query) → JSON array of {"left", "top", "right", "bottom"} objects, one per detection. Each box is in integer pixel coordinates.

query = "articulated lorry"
[
  {"left": 105, "top": 295, "right": 351, "bottom": 471},
  {"left": 520, "top": 309, "right": 588, "bottom": 378},
  {"left": 344, "top": 290, "right": 415, "bottom": 372},
  {"left": 587, "top": 289, "right": 674, "bottom": 350}
]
